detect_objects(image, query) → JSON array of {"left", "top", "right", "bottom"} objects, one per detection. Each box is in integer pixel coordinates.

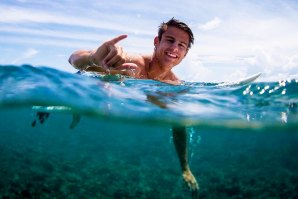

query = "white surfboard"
[{"left": 217, "top": 73, "right": 261, "bottom": 87}]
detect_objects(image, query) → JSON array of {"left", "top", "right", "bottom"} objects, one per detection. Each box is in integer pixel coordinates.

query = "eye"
[
  {"left": 179, "top": 43, "right": 187, "bottom": 50},
  {"left": 167, "top": 39, "right": 174, "bottom": 43}
]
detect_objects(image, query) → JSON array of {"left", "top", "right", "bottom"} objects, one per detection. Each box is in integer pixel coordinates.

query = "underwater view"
[{"left": 0, "top": 65, "right": 298, "bottom": 198}]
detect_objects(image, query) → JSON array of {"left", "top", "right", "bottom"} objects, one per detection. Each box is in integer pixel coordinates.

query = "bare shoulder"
[
  {"left": 142, "top": 54, "right": 152, "bottom": 62},
  {"left": 167, "top": 71, "right": 179, "bottom": 81},
  {"left": 129, "top": 54, "right": 151, "bottom": 66},
  {"left": 130, "top": 54, "right": 150, "bottom": 72},
  {"left": 165, "top": 72, "right": 181, "bottom": 85}
]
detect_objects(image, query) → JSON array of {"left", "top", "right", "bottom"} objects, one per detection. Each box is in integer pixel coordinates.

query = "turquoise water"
[{"left": 0, "top": 65, "right": 297, "bottom": 198}]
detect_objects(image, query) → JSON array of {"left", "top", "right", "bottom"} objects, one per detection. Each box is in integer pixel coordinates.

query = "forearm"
[{"left": 68, "top": 50, "right": 94, "bottom": 70}]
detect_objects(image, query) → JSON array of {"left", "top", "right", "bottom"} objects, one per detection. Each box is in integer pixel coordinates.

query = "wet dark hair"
[{"left": 158, "top": 18, "right": 194, "bottom": 49}]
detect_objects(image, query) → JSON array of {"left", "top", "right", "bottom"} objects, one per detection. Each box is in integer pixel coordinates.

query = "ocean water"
[{"left": 0, "top": 64, "right": 297, "bottom": 198}]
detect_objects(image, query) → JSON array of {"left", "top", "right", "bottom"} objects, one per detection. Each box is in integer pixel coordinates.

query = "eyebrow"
[{"left": 164, "top": 35, "right": 188, "bottom": 46}]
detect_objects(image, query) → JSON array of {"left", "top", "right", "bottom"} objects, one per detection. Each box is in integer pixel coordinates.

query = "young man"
[
  {"left": 69, "top": 18, "right": 193, "bottom": 85},
  {"left": 69, "top": 18, "right": 199, "bottom": 194}
]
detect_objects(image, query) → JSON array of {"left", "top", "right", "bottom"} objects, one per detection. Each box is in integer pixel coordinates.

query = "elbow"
[
  {"left": 68, "top": 50, "right": 88, "bottom": 70},
  {"left": 68, "top": 56, "right": 73, "bottom": 66},
  {"left": 68, "top": 54, "right": 78, "bottom": 69}
]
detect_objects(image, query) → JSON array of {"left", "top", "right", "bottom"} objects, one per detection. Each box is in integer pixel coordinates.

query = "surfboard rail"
[{"left": 217, "top": 73, "right": 261, "bottom": 87}]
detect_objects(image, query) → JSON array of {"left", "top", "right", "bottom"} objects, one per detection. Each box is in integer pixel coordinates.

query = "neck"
[{"left": 147, "top": 55, "right": 171, "bottom": 80}]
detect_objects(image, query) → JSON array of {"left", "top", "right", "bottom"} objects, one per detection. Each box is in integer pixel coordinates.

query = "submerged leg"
[{"left": 172, "top": 126, "right": 199, "bottom": 196}]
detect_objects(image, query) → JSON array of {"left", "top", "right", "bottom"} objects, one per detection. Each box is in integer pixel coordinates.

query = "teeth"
[{"left": 167, "top": 52, "right": 177, "bottom": 58}]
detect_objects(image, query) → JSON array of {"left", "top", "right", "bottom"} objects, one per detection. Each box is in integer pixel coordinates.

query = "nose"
[{"left": 170, "top": 42, "right": 179, "bottom": 52}]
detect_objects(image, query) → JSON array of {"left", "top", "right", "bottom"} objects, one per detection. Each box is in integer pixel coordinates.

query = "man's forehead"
[{"left": 162, "top": 28, "right": 189, "bottom": 45}]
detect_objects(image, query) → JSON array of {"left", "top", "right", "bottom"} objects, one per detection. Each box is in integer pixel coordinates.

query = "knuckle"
[{"left": 119, "top": 60, "right": 125, "bottom": 65}]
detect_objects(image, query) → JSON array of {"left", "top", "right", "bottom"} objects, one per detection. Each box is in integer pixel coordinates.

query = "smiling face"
[{"left": 154, "top": 26, "right": 190, "bottom": 69}]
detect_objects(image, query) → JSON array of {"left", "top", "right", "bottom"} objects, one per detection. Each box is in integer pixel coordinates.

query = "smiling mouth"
[{"left": 166, "top": 52, "right": 178, "bottom": 59}]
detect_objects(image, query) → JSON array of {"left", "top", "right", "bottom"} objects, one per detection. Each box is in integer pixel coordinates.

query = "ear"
[{"left": 154, "top": 36, "right": 159, "bottom": 46}]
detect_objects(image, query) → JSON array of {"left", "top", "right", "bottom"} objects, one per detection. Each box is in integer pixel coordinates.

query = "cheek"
[
  {"left": 181, "top": 51, "right": 188, "bottom": 58},
  {"left": 156, "top": 46, "right": 164, "bottom": 55},
  {"left": 177, "top": 54, "right": 186, "bottom": 63},
  {"left": 179, "top": 51, "right": 186, "bottom": 58}
]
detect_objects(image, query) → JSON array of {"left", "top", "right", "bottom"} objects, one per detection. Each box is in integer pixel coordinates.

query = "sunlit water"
[{"left": 0, "top": 65, "right": 297, "bottom": 198}]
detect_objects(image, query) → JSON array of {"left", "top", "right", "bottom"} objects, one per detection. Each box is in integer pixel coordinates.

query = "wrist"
[
  {"left": 88, "top": 51, "right": 98, "bottom": 66},
  {"left": 125, "top": 53, "right": 133, "bottom": 63}
]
